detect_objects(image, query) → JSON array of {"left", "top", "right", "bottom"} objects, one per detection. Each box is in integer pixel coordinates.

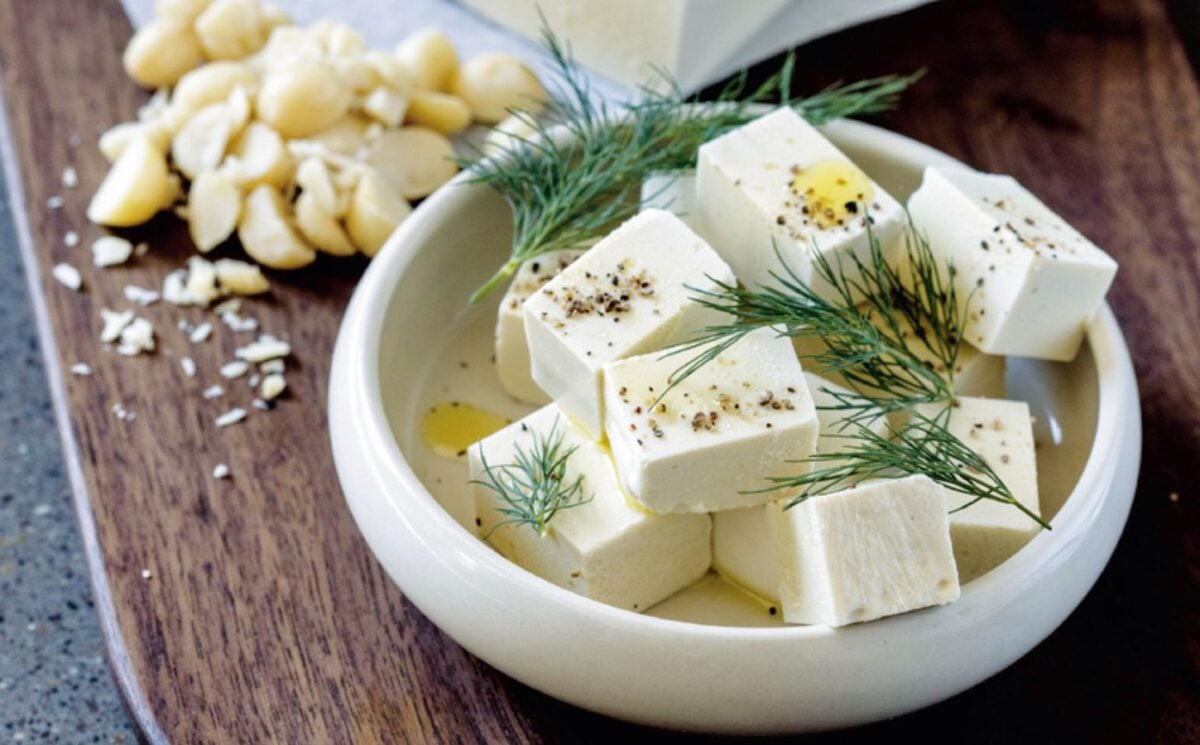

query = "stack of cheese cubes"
[{"left": 471, "top": 107, "right": 1117, "bottom": 627}]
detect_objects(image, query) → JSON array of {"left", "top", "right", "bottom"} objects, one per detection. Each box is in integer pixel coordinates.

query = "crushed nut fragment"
[
  {"left": 235, "top": 334, "right": 290, "bottom": 362},
  {"left": 123, "top": 285, "right": 160, "bottom": 306},
  {"left": 220, "top": 360, "right": 250, "bottom": 379},
  {"left": 99, "top": 308, "right": 134, "bottom": 342},
  {"left": 92, "top": 236, "right": 134, "bottom": 267},
  {"left": 215, "top": 407, "right": 247, "bottom": 427},
  {"left": 52, "top": 263, "right": 82, "bottom": 291}
]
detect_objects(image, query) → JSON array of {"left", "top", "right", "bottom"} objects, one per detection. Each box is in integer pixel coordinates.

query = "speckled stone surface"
[{"left": 0, "top": 158, "right": 138, "bottom": 741}]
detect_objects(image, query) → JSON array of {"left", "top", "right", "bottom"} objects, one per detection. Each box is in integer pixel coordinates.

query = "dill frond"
[
  {"left": 459, "top": 27, "right": 923, "bottom": 302},
  {"left": 660, "top": 217, "right": 960, "bottom": 424},
  {"left": 658, "top": 218, "right": 1045, "bottom": 530},
  {"left": 471, "top": 417, "right": 593, "bottom": 537},
  {"left": 766, "top": 406, "right": 1050, "bottom": 530}
]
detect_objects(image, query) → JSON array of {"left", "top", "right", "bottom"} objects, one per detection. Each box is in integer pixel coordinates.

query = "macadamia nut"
[
  {"left": 453, "top": 53, "right": 546, "bottom": 123},
  {"left": 345, "top": 170, "right": 412, "bottom": 256},
  {"left": 88, "top": 138, "right": 174, "bottom": 226},
  {"left": 366, "top": 126, "right": 457, "bottom": 201},
  {"left": 123, "top": 17, "right": 204, "bottom": 88},
  {"left": 257, "top": 61, "right": 352, "bottom": 138},
  {"left": 405, "top": 90, "right": 470, "bottom": 135},
  {"left": 394, "top": 29, "right": 458, "bottom": 92},
  {"left": 195, "top": 0, "right": 268, "bottom": 60},
  {"left": 238, "top": 185, "right": 316, "bottom": 269},
  {"left": 187, "top": 169, "right": 241, "bottom": 252}
]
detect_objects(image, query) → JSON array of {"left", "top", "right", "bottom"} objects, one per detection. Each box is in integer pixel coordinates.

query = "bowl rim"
[{"left": 334, "top": 116, "right": 1134, "bottom": 642}]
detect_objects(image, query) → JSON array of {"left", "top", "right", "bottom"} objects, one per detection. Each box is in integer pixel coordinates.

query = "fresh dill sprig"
[
  {"left": 471, "top": 417, "right": 593, "bottom": 537},
  {"left": 656, "top": 217, "right": 1046, "bottom": 530},
  {"left": 659, "top": 217, "right": 963, "bottom": 424},
  {"left": 765, "top": 406, "right": 1050, "bottom": 530},
  {"left": 459, "top": 27, "right": 923, "bottom": 302}
]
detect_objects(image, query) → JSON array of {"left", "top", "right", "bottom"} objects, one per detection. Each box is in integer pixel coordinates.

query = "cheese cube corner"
[
  {"left": 603, "top": 328, "right": 818, "bottom": 514},
  {"left": 523, "top": 209, "right": 735, "bottom": 439},
  {"left": 907, "top": 167, "right": 1117, "bottom": 361},
  {"left": 712, "top": 373, "right": 888, "bottom": 603},
  {"left": 495, "top": 249, "right": 583, "bottom": 405},
  {"left": 768, "top": 474, "right": 961, "bottom": 627},
  {"left": 695, "top": 107, "right": 904, "bottom": 299},
  {"left": 470, "top": 404, "right": 712, "bottom": 612},
  {"left": 921, "top": 395, "right": 1042, "bottom": 582}
]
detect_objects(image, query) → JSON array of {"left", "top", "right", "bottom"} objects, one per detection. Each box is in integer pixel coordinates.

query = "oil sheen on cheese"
[
  {"left": 597, "top": 441, "right": 657, "bottom": 517},
  {"left": 422, "top": 401, "right": 509, "bottom": 458},
  {"left": 788, "top": 159, "right": 875, "bottom": 230}
]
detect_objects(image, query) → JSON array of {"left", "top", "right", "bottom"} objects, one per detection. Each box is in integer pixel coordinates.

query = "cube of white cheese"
[
  {"left": 495, "top": 249, "right": 584, "bottom": 405},
  {"left": 907, "top": 167, "right": 1118, "bottom": 361},
  {"left": 470, "top": 404, "right": 712, "bottom": 612},
  {"left": 767, "top": 474, "right": 960, "bottom": 626},
  {"left": 603, "top": 328, "right": 818, "bottom": 514},
  {"left": 695, "top": 108, "right": 904, "bottom": 299},
  {"left": 641, "top": 171, "right": 697, "bottom": 229},
  {"left": 712, "top": 373, "right": 888, "bottom": 603},
  {"left": 523, "top": 209, "right": 736, "bottom": 439},
  {"left": 919, "top": 395, "right": 1042, "bottom": 582}
]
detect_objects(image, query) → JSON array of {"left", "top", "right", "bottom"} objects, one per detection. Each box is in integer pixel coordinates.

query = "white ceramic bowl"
[{"left": 329, "top": 119, "right": 1141, "bottom": 734}]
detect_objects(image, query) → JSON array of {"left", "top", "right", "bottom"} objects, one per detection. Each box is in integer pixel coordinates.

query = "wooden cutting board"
[{"left": 2, "top": 0, "right": 1197, "bottom": 741}]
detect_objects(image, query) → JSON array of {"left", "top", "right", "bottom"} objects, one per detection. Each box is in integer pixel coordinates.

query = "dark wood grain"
[{"left": 0, "top": 0, "right": 1197, "bottom": 742}]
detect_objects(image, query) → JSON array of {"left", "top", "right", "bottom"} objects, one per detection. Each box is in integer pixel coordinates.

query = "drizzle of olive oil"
[
  {"left": 620, "top": 487, "right": 656, "bottom": 517},
  {"left": 789, "top": 159, "right": 874, "bottom": 230},
  {"left": 713, "top": 568, "right": 781, "bottom": 617},
  {"left": 597, "top": 439, "right": 656, "bottom": 516},
  {"left": 421, "top": 401, "right": 509, "bottom": 458}
]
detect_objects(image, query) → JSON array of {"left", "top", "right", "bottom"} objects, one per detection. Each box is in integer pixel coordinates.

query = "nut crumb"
[
  {"left": 260, "top": 373, "right": 286, "bottom": 401},
  {"left": 92, "top": 236, "right": 133, "bottom": 267},
  {"left": 116, "top": 317, "right": 155, "bottom": 356},
  {"left": 189, "top": 321, "right": 213, "bottom": 343},
  {"left": 99, "top": 309, "right": 133, "bottom": 343},
  {"left": 215, "top": 407, "right": 247, "bottom": 427},
  {"left": 123, "top": 285, "right": 160, "bottom": 306},
  {"left": 111, "top": 402, "right": 135, "bottom": 422},
  {"left": 235, "top": 334, "right": 290, "bottom": 363},
  {"left": 52, "top": 263, "right": 82, "bottom": 291},
  {"left": 220, "top": 360, "right": 250, "bottom": 379}
]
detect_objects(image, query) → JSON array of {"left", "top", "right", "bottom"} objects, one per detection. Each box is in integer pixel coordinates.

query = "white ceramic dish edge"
[{"left": 329, "top": 119, "right": 1141, "bottom": 734}]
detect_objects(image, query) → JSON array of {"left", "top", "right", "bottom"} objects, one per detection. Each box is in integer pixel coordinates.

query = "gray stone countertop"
[{"left": 0, "top": 154, "right": 137, "bottom": 742}]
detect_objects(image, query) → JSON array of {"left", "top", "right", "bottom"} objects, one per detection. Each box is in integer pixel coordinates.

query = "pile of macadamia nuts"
[{"left": 89, "top": 0, "right": 546, "bottom": 270}]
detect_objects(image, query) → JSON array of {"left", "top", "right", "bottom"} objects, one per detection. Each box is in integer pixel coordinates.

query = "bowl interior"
[{"left": 373, "top": 124, "right": 1100, "bottom": 628}]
